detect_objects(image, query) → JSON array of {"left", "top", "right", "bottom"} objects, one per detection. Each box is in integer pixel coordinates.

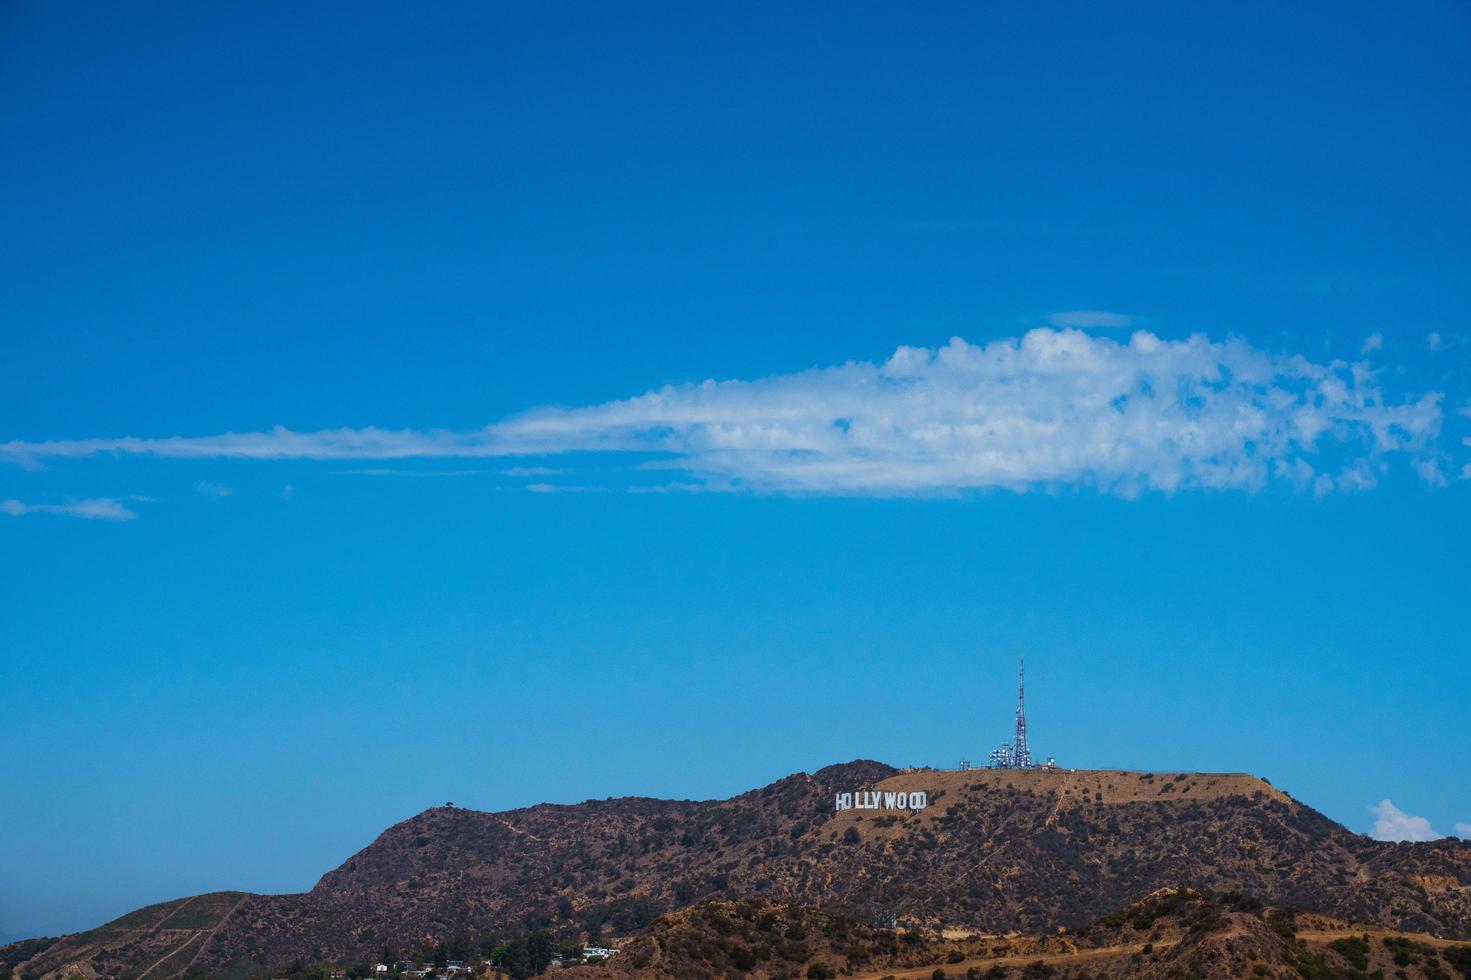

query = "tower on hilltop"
[
  {"left": 1012, "top": 656, "right": 1032, "bottom": 769},
  {"left": 986, "top": 656, "right": 1050, "bottom": 769}
]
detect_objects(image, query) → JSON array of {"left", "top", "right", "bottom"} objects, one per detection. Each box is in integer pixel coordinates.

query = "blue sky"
[{"left": 3, "top": 0, "right": 1470, "bottom": 941}]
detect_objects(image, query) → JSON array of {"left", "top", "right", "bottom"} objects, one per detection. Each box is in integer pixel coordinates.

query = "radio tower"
[{"left": 1012, "top": 656, "right": 1032, "bottom": 769}]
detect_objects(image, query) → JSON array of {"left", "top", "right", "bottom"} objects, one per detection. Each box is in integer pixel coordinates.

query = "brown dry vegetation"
[
  {"left": 6, "top": 893, "right": 248, "bottom": 980},
  {"left": 6, "top": 762, "right": 1470, "bottom": 979},
  {"left": 575, "top": 891, "right": 1471, "bottom": 980}
]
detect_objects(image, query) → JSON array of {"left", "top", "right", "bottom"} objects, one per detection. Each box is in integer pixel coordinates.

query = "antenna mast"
[
  {"left": 986, "top": 655, "right": 1053, "bottom": 770},
  {"left": 1012, "top": 656, "right": 1031, "bottom": 769}
]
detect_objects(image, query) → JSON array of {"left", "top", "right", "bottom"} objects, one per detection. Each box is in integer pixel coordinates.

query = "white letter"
[
  {"left": 895, "top": 792, "right": 908, "bottom": 809},
  {"left": 910, "top": 791, "right": 927, "bottom": 810},
  {"left": 883, "top": 792, "right": 896, "bottom": 809}
]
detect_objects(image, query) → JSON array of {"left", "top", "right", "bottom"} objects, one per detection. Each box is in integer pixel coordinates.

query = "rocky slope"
[
  {"left": 575, "top": 889, "right": 1471, "bottom": 980},
  {"left": 7, "top": 761, "right": 1471, "bottom": 978}
]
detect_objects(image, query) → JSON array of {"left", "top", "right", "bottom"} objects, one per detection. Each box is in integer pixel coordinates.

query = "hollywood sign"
[{"left": 834, "top": 789, "right": 928, "bottom": 812}]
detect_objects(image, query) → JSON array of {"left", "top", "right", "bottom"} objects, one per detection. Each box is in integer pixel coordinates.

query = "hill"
[
  {"left": 6, "top": 761, "right": 1471, "bottom": 978},
  {"left": 3, "top": 893, "right": 247, "bottom": 980},
  {"left": 576, "top": 890, "right": 1471, "bottom": 980}
]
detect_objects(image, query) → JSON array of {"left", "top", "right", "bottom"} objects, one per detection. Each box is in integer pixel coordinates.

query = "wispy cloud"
[
  {"left": 525, "top": 482, "right": 608, "bottom": 494},
  {"left": 1, "top": 427, "right": 491, "bottom": 467},
  {"left": 0, "top": 329, "right": 1451, "bottom": 496},
  {"left": 501, "top": 466, "right": 568, "bottom": 478},
  {"left": 1368, "top": 799, "right": 1442, "bottom": 842},
  {"left": 1, "top": 498, "right": 138, "bottom": 521},
  {"left": 194, "top": 480, "right": 233, "bottom": 498},
  {"left": 340, "top": 468, "right": 482, "bottom": 478},
  {"left": 1047, "top": 310, "right": 1134, "bottom": 330},
  {"left": 1456, "top": 822, "right": 1471, "bottom": 840},
  {"left": 1361, "top": 332, "right": 1384, "bottom": 354}
]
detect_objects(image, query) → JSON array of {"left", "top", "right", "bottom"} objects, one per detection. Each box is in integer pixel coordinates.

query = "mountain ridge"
[{"left": 8, "top": 761, "right": 1470, "bottom": 980}]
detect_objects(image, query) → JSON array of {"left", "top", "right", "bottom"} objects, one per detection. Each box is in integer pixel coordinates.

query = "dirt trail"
[
  {"left": 1297, "top": 929, "right": 1458, "bottom": 949},
  {"left": 179, "top": 894, "right": 250, "bottom": 975},
  {"left": 1042, "top": 772, "right": 1081, "bottom": 827},
  {"left": 135, "top": 919, "right": 202, "bottom": 980},
  {"left": 849, "top": 941, "right": 1165, "bottom": 980},
  {"left": 494, "top": 816, "right": 546, "bottom": 842},
  {"left": 132, "top": 896, "right": 204, "bottom": 980},
  {"left": 850, "top": 927, "right": 1465, "bottom": 980}
]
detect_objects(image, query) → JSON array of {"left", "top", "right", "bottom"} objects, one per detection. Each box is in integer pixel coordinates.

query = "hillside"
[
  {"left": 7, "top": 761, "right": 1471, "bottom": 978},
  {"left": 4, "top": 893, "right": 247, "bottom": 980},
  {"left": 576, "top": 891, "right": 1471, "bottom": 980}
]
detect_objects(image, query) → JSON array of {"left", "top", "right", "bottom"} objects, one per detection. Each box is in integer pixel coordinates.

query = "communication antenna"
[
  {"left": 984, "top": 655, "right": 1053, "bottom": 770},
  {"left": 1013, "top": 656, "right": 1031, "bottom": 769}
]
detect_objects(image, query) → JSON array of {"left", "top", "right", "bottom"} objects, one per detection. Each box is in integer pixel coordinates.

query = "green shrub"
[
  {"left": 1329, "top": 936, "right": 1369, "bottom": 971},
  {"left": 1266, "top": 916, "right": 1296, "bottom": 943},
  {"left": 728, "top": 945, "right": 756, "bottom": 971},
  {"left": 1445, "top": 946, "right": 1471, "bottom": 979},
  {"left": 1383, "top": 936, "right": 1421, "bottom": 967}
]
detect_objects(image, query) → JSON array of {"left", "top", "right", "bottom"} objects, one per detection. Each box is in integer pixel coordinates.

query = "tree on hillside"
[
  {"left": 497, "top": 939, "right": 530, "bottom": 980},
  {"left": 447, "top": 932, "right": 477, "bottom": 962},
  {"left": 527, "top": 932, "right": 554, "bottom": 975}
]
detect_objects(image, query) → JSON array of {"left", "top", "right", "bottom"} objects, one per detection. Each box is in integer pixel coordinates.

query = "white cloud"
[
  {"left": 1047, "top": 310, "right": 1134, "bottom": 330},
  {"left": 1361, "top": 332, "right": 1384, "bottom": 354},
  {"left": 1456, "top": 822, "right": 1471, "bottom": 839},
  {"left": 0, "top": 426, "right": 486, "bottom": 467},
  {"left": 0, "top": 329, "right": 1450, "bottom": 496},
  {"left": 1413, "top": 458, "right": 1447, "bottom": 487},
  {"left": 194, "top": 480, "right": 233, "bottom": 498},
  {"left": 1, "top": 498, "right": 137, "bottom": 521},
  {"left": 1428, "top": 332, "right": 1442, "bottom": 352},
  {"left": 1336, "top": 458, "right": 1380, "bottom": 493},
  {"left": 1369, "top": 799, "right": 1443, "bottom": 842},
  {"left": 525, "top": 482, "right": 607, "bottom": 494},
  {"left": 340, "top": 468, "right": 481, "bottom": 478},
  {"left": 501, "top": 466, "right": 568, "bottom": 477}
]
